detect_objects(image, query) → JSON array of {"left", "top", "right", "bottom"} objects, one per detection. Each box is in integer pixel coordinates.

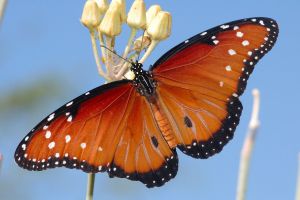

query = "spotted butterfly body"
[{"left": 15, "top": 17, "right": 279, "bottom": 188}]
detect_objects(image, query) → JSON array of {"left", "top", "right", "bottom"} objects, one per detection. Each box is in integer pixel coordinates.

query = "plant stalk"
[
  {"left": 86, "top": 173, "right": 95, "bottom": 200},
  {"left": 236, "top": 89, "right": 260, "bottom": 200},
  {"left": 122, "top": 28, "right": 137, "bottom": 59},
  {"left": 139, "top": 40, "right": 159, "bottom": 64},
  {"left": 0, "top": 0, "right": 7, "bottom": 25},
  {"left": 89, "top": 30, "right": 110, "bottom": 81}
]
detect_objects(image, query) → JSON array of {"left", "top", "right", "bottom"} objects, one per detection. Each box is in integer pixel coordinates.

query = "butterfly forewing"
[
  {"left": 15, "top": 80, "right": 177, "bottom": 187},
  {"left": 152, "top": 17, "right": 278, "bottom": 158}
]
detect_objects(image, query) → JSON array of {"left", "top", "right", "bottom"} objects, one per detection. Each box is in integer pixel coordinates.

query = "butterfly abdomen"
[{"left": 151, "top": 101, "right": 177, "bottom": 149}]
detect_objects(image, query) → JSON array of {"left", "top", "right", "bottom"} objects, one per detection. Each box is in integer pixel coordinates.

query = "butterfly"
[{"left": 15, "top": 17, "right": 278, "bottom": 188}]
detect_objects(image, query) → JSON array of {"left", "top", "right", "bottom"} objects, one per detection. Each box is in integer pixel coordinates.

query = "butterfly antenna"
[{"left": 100, "top": 45, "right": 132, "bottom": 64}]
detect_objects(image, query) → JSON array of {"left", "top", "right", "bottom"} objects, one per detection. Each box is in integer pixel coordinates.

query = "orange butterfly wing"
[
  {"left": 15, "top": 80, "right": 177, "bottom": 187},
  {"left": 151, "top": 17, "right": 278, "bottom": 158}
]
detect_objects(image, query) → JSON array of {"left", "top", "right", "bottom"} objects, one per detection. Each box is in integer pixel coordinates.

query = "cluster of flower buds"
[{"left": 80, "top": 0, "right": 172, "bottom": 82}]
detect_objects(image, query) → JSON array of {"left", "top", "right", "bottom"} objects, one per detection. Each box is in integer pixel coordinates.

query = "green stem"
[{"left": 86, "top": 173, "right": 95, "bottom": 200}]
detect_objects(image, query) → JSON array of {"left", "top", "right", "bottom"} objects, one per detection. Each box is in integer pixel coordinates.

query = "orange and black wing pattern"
[
  {"left": 151, "top": 17, "right": 278, "bottom": 158},
  {"left": 15, "top": 17, "right": 278, "bottom": 188},
  {"left": 15, "top": 80, "right": 178, "bottom": 187}
]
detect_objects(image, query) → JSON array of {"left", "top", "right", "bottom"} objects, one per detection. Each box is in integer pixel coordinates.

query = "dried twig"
[
  {"left": 296, "top": 153, "right": 300, "bottom": 200},
  {"left": 236, "top": 89, "right": 260, "bottom": 200}
]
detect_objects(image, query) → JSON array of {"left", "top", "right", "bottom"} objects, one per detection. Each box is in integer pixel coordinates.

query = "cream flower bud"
[
  {"left": 133, "top": 34, "right": 151, "bottom": 52},
  {"left": 95, "top": 0, "right": 109, "bottom": 13},
  {"left": 127, "top": 0, "right": 146, "bottom": 29},
  {"left": 99, "top": 5, "right": 121, "bottom": 37},
  {"left": 110, "top": 0, "right": 126, "bottom": 23},
  {"left": 146, "top": 5, "right": 162, "bottom": 28},
  {"left": 147, "top": 11, "right": 172, "bottom": 41},
  {"left": 80, "top": 0, "right": 102, "bottom": 29}
]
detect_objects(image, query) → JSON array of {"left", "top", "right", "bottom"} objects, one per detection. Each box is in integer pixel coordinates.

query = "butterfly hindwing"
[
  {"left": 152, "top": 17, "right": 278, "bottom": 158},
  {"left": 15, "top": 80, "right": 178, "bottom": 187}
]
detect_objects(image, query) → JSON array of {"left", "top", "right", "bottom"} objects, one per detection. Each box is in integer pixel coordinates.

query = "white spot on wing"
[
  {"left": 66, "top": 101, "right": 73, "bottom": 107},
  {"left": 220, "top": 24, "right": 229, "bottom": 29},
  {"left": 80, "top": 143, "right": 86, "bottom": 149},
  {"left": 67, "top": 116, "right": 73, "bottom": 122},
  {"left": 48, "top": 141, "right": 55, "bottom": 149},
  {"left": 65, "top": 135, "right": 71, "bottom": 143},
  {"left": 228, "top": 49, "right": 236, "bottom": 55},
  {"left": 47, "top": 113, "right": 55, "bottom": 121},
  {"left": 45, "top": 131, "right": 51, "bottom": 139},
  {"left": 242, "top": 40, "right": 250, "bottom": 46},
  {"left": 213, "top": 40, "right": 219, "bottom": 45},
  {"left": 225, "top": 65, "right": 232, "bottom": 71},
  {"left": 236, "top": 31, "right": 244, "bottom": 38},
  {"left": 219, "top": 81, "right": 224, "bottom": 87},
  {"left": 201, "top": 32, "right": 207, "bottom": 36}
]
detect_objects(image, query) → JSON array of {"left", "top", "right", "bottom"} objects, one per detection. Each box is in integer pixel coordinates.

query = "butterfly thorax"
[{"left": 131, "top": 61, "right": 156, "bottom": 98}]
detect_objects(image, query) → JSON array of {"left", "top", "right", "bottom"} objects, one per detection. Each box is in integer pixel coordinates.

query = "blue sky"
[{"left": 0, "top": 0, "right": 299, "bottom": 199}]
